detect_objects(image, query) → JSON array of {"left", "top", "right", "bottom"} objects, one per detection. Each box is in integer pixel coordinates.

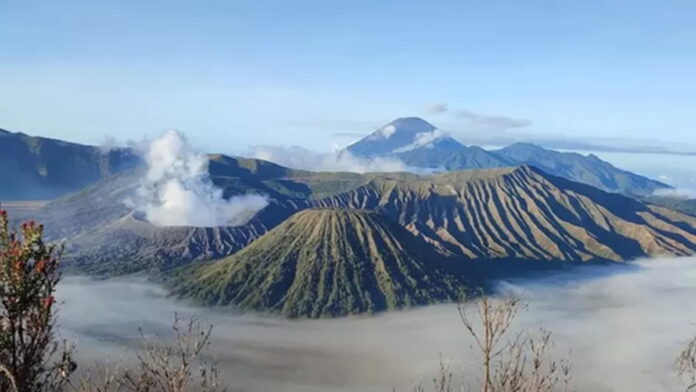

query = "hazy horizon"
[
  {"left": 3, "top": 1, "right": 696, "bottom": 153},
  {"left": 4, "top": 119, "right": 696, "bottom": 192}
]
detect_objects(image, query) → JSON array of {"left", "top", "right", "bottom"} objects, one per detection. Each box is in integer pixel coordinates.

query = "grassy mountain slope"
[{"left": 170, "top": 208, "right": 473, "bottom": 318}]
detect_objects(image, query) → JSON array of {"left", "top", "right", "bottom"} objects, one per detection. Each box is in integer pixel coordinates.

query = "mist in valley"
[{"left": 53, "top": 257, "right": 696, "bottom": 392}]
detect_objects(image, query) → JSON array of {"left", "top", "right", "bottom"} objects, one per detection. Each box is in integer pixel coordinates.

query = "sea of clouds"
[{"left": 55, "top": 257, "right": 696, "bottom": 392}]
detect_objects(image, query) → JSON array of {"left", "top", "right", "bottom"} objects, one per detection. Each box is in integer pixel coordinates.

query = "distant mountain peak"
[
  {"left": 367, "top": 117, "right": 437, "bottom": 141},
  {"left": 385, "top": 116, "right": 436, "bottom": 131},
  {"left": 344, "top": 117, "right": 668, "bottom": 194},
  {"left": 347, "top": 117, "right": 462, "bottom": 157}
]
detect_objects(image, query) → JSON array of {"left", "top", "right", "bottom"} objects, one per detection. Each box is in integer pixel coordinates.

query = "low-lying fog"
[{"left": 57, "top": 257, "right": 696, "bottom": 392}]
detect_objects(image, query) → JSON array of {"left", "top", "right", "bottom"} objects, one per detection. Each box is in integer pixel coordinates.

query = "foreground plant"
[
  {"left": 676, "top": 332, "right": 696, "bottom": 391},
  {"left": 414, "top": 296, "right": 575, "bottom": 392},
  {"left": 75, "top": 315, "right": 225, "bottom": 392},
  {"left": 462, "top": 296, "right": 574, "bottom": 392},
  {"left": 0, "top": 209, "right": 75, "bottom": 392}
]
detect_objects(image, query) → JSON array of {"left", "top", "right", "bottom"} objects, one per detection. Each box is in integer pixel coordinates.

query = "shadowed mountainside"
[
  {"left": 169, "top": 208, "right": 474, "bottom": 318},
  {"left": 493, "top": 142, "right": 666, "bottom": 197},
  {"left": 345, "top": 117, "right": 668, "bottom": 196},
  {"left": 0, "top": 128, "right": 141, "bottom": 200}
]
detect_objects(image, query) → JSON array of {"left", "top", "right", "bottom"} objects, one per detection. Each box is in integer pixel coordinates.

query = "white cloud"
[
  {"left": 367, "top": 124, "right": 398, "bottom": 140},
  {"left": 98, "top": 135, "right": 120, "bottom": 153},
  {"left": 392, "top": 129, "right": 447, "bottom": 153},
  {"left": 653, "top": 187, "right": 696, "bottom": 199},
  {"left": 381, "top": 124, "right": 397, "bottom": 138},
  {"left": 424, "top": 103, "right": 449, "bottom": 114},
  {"left": 456, "top": 109, "right": 531, "bottom": 131},
  {"left": 247, "top": 145, "right": 408, "bottom": 173},
  {"left": 127, "top": 130, "right": 268, "bottom": 227}
]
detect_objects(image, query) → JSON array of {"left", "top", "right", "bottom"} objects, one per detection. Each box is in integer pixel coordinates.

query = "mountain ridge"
[
  {"left": 28, "top": 157, "right": 696, "bottom": 274},
  {"left": 346, "top": 117, "right": 669, "bottom": 195},
  {"left": 312, "top": 165, "right": 696, "bottom": 262},
  {"left": 0, "top": 128, "right": 141, "bottom": 200}
]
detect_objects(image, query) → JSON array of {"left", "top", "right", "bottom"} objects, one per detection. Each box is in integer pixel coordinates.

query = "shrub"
[
  {"left": 0, "top": 209, "right": 75, "bottom": 392},
  {"left": 74, "top": 315, "right": 224, "bottom": 392},
  {"left": 413, "top": 296, "right": 575, "bottom": 392}
]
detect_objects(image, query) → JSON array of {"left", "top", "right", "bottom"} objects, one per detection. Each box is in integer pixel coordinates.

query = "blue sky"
[{"left": 2, "top": 0, "right": 696, "bottom": 157}]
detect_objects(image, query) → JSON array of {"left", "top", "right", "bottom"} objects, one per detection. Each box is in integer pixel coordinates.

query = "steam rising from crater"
[{"left": 129, "top": 130, "right": 268, "bottom": 227}]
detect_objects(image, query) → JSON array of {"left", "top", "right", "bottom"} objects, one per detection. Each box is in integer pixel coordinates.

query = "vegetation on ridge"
[{"left": 169, "top": 208, "right": 475, "bottom": 318}]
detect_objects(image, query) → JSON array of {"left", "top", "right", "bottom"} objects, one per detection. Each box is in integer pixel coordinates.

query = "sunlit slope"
[
  {"left": 172, "top": 208, "right": 472, "bottom": 318},
  {"left": 30, "top": 156, "right": 696, "bottom": 274},
  {"left": 314, "top": 166, "right": 696, "bottom": 262},
  {"left": 644, "top": 195, "right": 696, "bottom": 217}
]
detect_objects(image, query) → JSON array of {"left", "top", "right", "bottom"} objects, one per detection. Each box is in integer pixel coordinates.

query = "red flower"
[
  {"left": 42, "top": 296, "right": 54, "bottom": 309},
  {"left": 14, "top": 260, "right": 25, "bottom": 271},
  {"left": 35, "top": 260, "right": 46, "bottom": 274}
]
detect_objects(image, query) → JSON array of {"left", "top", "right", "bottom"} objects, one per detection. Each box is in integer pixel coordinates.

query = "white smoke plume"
[{"left": 129, "top": 130, "right": 268, "bottom": 227}]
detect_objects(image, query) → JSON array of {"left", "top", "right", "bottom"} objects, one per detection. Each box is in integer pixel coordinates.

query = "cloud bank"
[
  {"left": 247, "top": 145, "right": 408, "bottom": 173},
  {"left": 421, "top": 102, "right": 532, "bottom": 131},
  {"left": 652, "top": 187, "right": 696, "bottom": 199},
  {"left": 423, "top": 103, "right": 696, "bottom": 156},
  {"left": 128, "top": 130, "right": 268, "bottom": 227},
  {"left": 455, "top": 109, "right": 532, "bottom": 131},
  {"left": 57, "top": 257, "right": 696, "bottom": 392}
]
